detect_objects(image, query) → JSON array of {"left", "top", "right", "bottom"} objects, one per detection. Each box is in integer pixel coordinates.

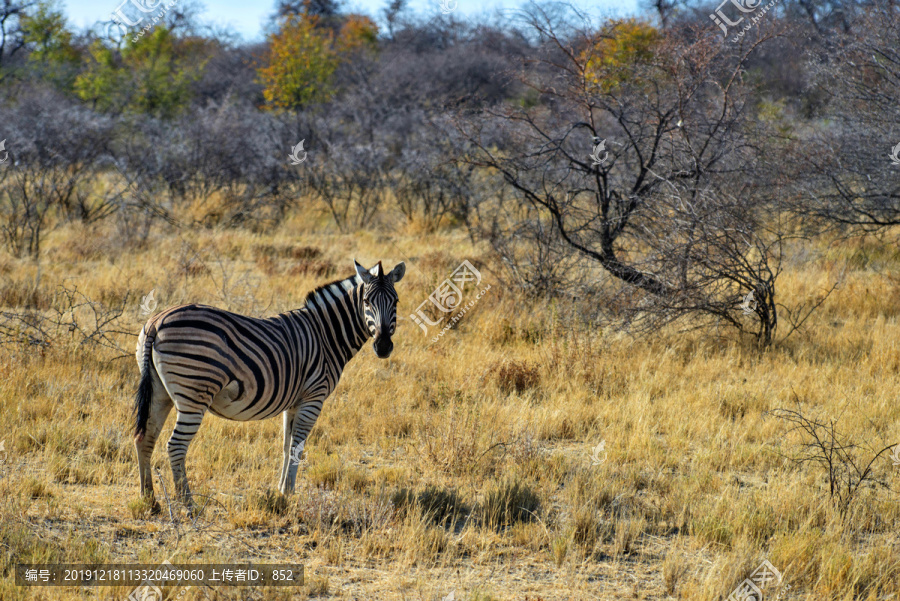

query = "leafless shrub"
[
  {"left": 343, "top": 493, "right": 394, "bottom": 536},
  {"left": 629, "top": 191, "right": 837, "bottom": 345},
  {"left": 112, "top": 103, "right": 306, "bottom": 231},
  {"left": 0, "top": 163, "right": 52, "bottom": 258},
  {"left": 480, "top": 202, "right": 589, "bottom": 298},
  {"left": 785, "top": 3, "right": 900, "bottom": 236},
  {"left": 392, "top": 119, "right": 475, "bottom": 231},
  {"left": 206, "top": 255, "right": 269, "bottom": 315},
  {"left": 295, "top": 485, "right": 343, "bottom": 532},
  {"left": 307, "top": 136, "right": 389, "bottom": 232},
  {"left": 0, "top": 284, "right": 130, "bottom": 354},
  {"left": 0, "top": 88, "right": 116, "bottom": 256},
  {"left": 295, "top": 486, "right": 393, "bottom": 536},
  {"left": 416, "top": 404, "right": 506, "bottom": 477},
  {"left": 507, "top": 429, "right": 541, "bottom": 466},
  {"left": 771, "top": 401, "right": 897, "bottom": 518}
]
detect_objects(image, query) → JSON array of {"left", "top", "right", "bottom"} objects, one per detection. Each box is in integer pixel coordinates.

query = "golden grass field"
[{"left": 1, "top": 204, "right": 900, "bottom": 601}]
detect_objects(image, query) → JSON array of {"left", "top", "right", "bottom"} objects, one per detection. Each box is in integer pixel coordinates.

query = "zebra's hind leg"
[
  {"left": 134, "top": 374, "right": 174, "bottom": 509},
  {"left": 166, "top": 407, "right": 208, "bottom": 511}
]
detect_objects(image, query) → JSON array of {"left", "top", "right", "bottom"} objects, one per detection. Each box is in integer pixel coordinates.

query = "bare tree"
[
  {"left": 642, "top": 0, "right": 677, "bottom": 28},
  {"left": 381, "top": 0, "right": 408, "bottom": 39},
  {"left": 458, "top": 9, "right": 809, "bottom": 344},
  {"left": 305, "top": 109, "right": 393, "bottom": 231},
  {"left": 648, "top": 0, "right": 863, "bottom": 34},
  {"left": 0, "top": 164, "right": 53, "bottom": 257},
  {"left": 482, "top": 201, "right": 590, "bottom": 298}
]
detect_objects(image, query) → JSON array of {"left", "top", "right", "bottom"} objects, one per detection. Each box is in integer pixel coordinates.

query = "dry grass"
[{"left": 0, "top": 206, "right": 899, "bottom": 600}]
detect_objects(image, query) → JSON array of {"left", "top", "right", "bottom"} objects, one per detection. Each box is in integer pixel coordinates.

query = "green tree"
[
  {"left": 74, "top": 27, "right": 204, "bottom": 117},
  {"left": 20, "top": 1, "right": 80, "bottom": 89}
]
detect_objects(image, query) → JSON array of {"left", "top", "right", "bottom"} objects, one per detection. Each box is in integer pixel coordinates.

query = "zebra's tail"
[{"left": 134, "top": 325, "right": 156, "bottom": 441}]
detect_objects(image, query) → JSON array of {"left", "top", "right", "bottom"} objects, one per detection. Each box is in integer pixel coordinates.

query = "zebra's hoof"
[{"left": 133, "top": 494, "right": 162, "bottom": 518}]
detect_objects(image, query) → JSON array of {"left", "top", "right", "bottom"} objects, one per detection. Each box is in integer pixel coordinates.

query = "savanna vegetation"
[{"left": 1, "top": 0, "right": 900, "bottom": 598}]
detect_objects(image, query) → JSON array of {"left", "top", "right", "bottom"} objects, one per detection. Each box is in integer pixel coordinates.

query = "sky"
[{"left": 62, "top": 0, "right": 641, "bottom": 43}]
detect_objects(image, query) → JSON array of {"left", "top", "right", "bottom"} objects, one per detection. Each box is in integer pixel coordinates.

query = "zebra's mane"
[{"left": 303, "top": 274, "right": 362, "bottom": 308}]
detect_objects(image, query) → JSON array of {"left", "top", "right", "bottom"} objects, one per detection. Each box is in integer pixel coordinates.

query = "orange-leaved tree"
[
  {"left": 258, "top": 11, "right": 377, "bottom": 110},
  {"left": 581, "top": 19, "right": 659, "bottom": 92}
]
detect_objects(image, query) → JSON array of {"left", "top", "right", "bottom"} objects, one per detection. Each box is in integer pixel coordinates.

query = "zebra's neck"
[{"left": 300, "top": 275, "right": 369, "bottom": 362}]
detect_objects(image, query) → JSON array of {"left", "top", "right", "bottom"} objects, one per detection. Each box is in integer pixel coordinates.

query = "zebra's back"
[{"left": 138, "top": 304, "right": 322, "bottom": 422}]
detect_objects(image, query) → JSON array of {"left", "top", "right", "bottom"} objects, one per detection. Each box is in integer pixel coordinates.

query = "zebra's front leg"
[
  {"left": 278, "top": 408, "right": 298, "bottom": 493},
  {"left": 279, "top": 400, "right": 323, "bottom": 495},
  {"left": 166, "top": 408, "right": 207, "bottom": 510}
]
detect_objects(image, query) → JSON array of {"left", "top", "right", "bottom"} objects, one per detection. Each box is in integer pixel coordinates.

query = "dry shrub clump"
[
  {"left": 486, "top": 359, "right": 541, "bottom": 394},
  {"left": 391, "top": 485, "right": 469, "bottom": 527},
  {"left": 483, "top": 477, "right": 541, "bottom": 531}
]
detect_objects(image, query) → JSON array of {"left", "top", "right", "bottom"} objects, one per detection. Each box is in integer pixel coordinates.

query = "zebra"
[{"left": 133, "top": 260, "right": 405, "bottom": 508}]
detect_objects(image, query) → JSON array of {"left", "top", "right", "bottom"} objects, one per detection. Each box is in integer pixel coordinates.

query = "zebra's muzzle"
[{"left": 373, "top": 335, "right": 393, "bottom": 358}]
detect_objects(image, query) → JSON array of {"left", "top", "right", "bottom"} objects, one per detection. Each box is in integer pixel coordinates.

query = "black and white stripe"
[{"left": 133, "top": 260, "right": 405, "bottom": 505}]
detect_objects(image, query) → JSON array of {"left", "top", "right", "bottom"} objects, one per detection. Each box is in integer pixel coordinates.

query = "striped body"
[
  {"left": 133, "top": 261, "right": 404, "bottom": 506},
  {"left": 141, "top": 295, "right": 364, "bottom": 422}
]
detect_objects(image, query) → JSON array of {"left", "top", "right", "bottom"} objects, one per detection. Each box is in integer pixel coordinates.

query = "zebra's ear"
[
  {"left": 354, "top": 260, "right": 373, "bottom": 284},
  {"left": 388, "top": 262, "right": 406, "bottom": 283}
]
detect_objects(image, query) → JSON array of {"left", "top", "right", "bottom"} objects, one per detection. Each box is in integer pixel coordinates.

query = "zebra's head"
[{"left": 354, "top": 260, "right": 405, "bottom": 358}]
